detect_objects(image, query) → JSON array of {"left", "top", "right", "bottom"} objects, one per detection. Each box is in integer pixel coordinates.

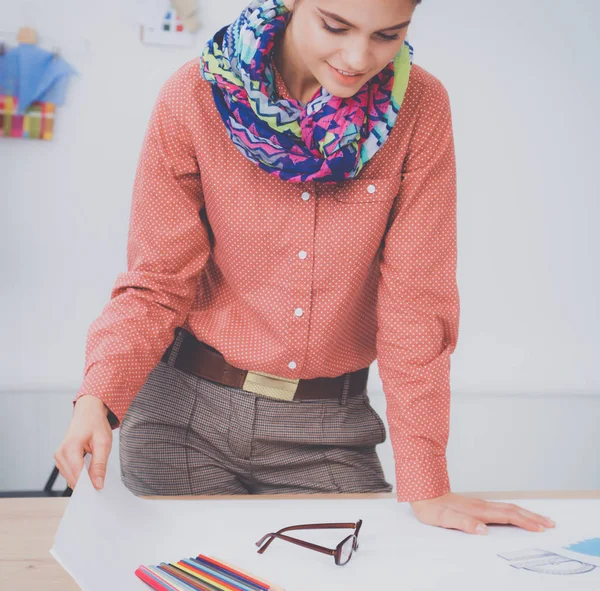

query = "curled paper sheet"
[{"left": 50, "top": 450, "right": 600, "bottom": 591}]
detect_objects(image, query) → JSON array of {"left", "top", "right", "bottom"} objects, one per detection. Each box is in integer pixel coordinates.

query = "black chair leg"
[{"left": 44, "top": 466, "right": 59, "bottom": 494}]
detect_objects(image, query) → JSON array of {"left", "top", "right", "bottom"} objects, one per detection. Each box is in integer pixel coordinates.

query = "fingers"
[
  {"left": 54, "top": 441, "right": 84, "bottom": 490},
  {"left": 412, "top": 494, "right": 557, "bottom": 536},
  {"left": 89, "top": 436, "right": 112, "bottom": 490},
  {"left": 53, "top": 455, "right": 75, "bottom": 490},
  {"left": 483, "top": 502, "right": 555, "bottom": 530},
  {"left": 476, "top": 505, "right": 543, "bottom": 532},
  {"left": 54, "top": 399, "right": 114, "bottom": 492},
  {"left": 453, "top": 500, "right": 555, "bottom": 533},
  {"left": 64, "top": 445, "right": 86, "bottom": 489},
  {"left": 437, "top": 505, "right": 489, "bottom": 535}
]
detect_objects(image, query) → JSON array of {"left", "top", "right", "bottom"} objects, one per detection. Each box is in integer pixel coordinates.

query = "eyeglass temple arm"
[
  {"left": 255, "top": 522, "right": 359, "bottom": 554},
  {"left": 256, "top": 531, "right": 335, "bottom": 556},
  {"left": 278, "top": 523, "right": 357, "bottom": 532}
]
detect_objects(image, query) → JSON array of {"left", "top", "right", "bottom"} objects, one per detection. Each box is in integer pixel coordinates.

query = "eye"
[
  {"left": 322, "top": 20, "right": 400, "bottom": 42},
  {"left": 322, "top": 21, "right": 348, "bottom": 34},
  {"left": 377, "top": 32, "right": 400, "bottom": 42}
]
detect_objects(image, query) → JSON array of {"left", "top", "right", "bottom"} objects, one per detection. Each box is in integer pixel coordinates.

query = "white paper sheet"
[{"left": 50, "top": 451, "right": 600, "bottom": 591}]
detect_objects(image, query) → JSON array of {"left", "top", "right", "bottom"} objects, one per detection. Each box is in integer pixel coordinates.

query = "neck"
[{"left": 273, "top": 18, "right": 321, "bottom": 104}]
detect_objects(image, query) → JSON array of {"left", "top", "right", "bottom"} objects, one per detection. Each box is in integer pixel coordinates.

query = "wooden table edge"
[
  {"left": 141, "top": 490, "right": 600, "bottom": 500},
  {"left": 1, "top": 490, "right": 600, "bottom": 505}
]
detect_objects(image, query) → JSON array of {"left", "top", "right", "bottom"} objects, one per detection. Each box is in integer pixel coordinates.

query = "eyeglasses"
[{"left": 255, "top": 520, "right": 363, "bottom": 566}]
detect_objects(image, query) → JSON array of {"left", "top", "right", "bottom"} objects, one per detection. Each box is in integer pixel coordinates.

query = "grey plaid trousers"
[{"left": 119, "top": 331, "right": 393, "bottom": 496}]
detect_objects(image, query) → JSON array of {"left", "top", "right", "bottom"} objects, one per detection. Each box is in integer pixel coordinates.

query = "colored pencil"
[
  {"left": 195, "top": 555, "right": 270, "bottom": 590},
  {"left": 135, "top": 565, "right": 184, "bottom": 591},
  {"left": 136, "top": 554, "right": 285, "bottom": 591},
  {"left": 174, "top": 559, "right": 246, "bottom": 591},
  {"left": 159, "top": 563, "right": 222, "bottom": 591},
  {"left": 205, "top": 556, "right": 284, "bottom": 591},
  {"left": 149, "top": 565, "right": 202, "bottom": 591},
  {"left": 179, "top": 557, "right": 264, "bottom": 591}
]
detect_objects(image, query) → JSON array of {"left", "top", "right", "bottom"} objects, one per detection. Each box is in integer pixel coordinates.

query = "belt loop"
[
  {"left": 338, "top": 373, "right": 350, "bottom": 406},
  {"left": 167, "top": 328, "right": 186, "bottom": 367}
]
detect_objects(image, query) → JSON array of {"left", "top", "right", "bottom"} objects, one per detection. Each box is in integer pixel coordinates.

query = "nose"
[{"left": 340, "top": 36, "right": 370, "bottom": 73}]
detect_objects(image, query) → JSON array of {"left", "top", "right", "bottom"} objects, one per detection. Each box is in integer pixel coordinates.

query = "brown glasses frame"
[{"left": 255, "top": 520, "right": 363, "bottom": 566}]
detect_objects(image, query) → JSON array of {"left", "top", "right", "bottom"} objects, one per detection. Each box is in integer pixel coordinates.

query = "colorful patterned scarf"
[{"left": 199, "top": 0, "right": 414, "bottom": 183}]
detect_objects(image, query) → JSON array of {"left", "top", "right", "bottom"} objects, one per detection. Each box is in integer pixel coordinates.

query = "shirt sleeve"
[
  {"left": 376, "top": 75, "right": 460, "bottom": 502},
  {"left": 73, "top": 71, "right": 211, "bottom": 428}
]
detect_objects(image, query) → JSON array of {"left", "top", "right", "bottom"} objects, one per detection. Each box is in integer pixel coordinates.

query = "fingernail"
[
  {"left": 95, "top": 478, "right": 104, "bottom": 489},
  {"left": 476, "top": 524, "right": 487, "bottom": 534},
  {"left": 537, "top": 524, "right": 545, "bottom": 531},
  {"left": 546, "top": 518, "right": 555, "bottom": 526}
]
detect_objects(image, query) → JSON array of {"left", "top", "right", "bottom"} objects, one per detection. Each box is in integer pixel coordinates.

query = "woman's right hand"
[{"left": 53, "top": 395, "right": 113, "bottom": 491}]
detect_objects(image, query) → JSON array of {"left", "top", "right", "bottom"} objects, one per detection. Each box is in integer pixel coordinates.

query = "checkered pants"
[{"left": 119, "top": 332, "right": 393, "bottom": 496}]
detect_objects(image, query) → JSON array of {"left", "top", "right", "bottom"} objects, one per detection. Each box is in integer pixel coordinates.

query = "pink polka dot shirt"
[{"left": 74, "top": 57, "right": 460, "bottom": 502}]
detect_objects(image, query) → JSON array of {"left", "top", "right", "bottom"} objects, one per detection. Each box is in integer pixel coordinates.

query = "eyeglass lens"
[{"left": 338, "top": 535, "right": 355, "bottom": 565}]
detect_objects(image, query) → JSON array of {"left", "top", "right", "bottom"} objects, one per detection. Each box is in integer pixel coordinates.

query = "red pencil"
[{"left": 135, "top": 565, "right": 177, "bottom": 591}]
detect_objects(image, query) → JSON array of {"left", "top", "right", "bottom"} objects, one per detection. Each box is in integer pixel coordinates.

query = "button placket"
[{"left": 287, "top": 184, "right": 316, "bottom": 373}]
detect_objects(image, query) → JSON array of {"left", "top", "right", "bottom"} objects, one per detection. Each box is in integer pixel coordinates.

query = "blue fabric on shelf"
[{"left": 0, "top": 44, "right": 76, "bottom": 113}]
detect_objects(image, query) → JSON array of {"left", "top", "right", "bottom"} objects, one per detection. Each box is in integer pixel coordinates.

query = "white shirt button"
[
  {"left": 288, "top": 361, "right": 297, "bottom": 369},
  {"left": 367, "top": 184, "right": 376, "bottom": 194},
  {"left": 298, "top": 250, "right": 307, "bottom": 259},
  {"left": 301, "top": 191, "right": 311, "bottom": 201},
  {"left": 294, "top": 308, "right": 303, "bottom": 317}
]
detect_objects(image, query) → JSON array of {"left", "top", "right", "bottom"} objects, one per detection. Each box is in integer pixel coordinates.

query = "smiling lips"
[
  {"left": 335, "top": 67, "right": 362, "bottom": 76},
  {"left": 327, "top": 62, "right": 365, "bottom": 81}
]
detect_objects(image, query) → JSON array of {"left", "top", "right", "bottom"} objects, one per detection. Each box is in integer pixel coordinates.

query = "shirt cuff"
[{"left": 394, "top": 454, "right": 451, "bottom": 502}]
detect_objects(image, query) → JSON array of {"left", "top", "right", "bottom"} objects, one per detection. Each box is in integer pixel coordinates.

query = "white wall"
[{"left": 1, "top": 0, "right": 599, "bottom": 494}]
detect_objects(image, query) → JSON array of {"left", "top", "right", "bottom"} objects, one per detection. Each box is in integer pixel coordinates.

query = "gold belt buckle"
[{"left": 242, "top": 370, "right": 300, "bottom": 401}]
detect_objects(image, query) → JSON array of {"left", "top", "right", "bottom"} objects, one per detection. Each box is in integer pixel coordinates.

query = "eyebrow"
[{"left": 317, "top": 8, "right": 411, "bottom": 31}]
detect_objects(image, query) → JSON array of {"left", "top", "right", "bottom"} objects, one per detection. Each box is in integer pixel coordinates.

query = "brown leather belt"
[{"left": 161, "top": 329, "right": 369, "bottom": 403}]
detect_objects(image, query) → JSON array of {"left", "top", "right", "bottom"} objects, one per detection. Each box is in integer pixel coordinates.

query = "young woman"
[{"left": 54, "top": 0, "right": 555, "bottom": 536}]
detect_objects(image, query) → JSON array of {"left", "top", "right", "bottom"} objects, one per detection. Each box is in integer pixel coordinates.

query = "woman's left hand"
[{"left": 410, "top": 492, "right": 556, "bottom": 535}]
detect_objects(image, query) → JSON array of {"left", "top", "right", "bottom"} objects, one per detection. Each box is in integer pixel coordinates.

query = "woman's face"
[{"left": 283, "top": 0, "right": 416, "bottom": 97}]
